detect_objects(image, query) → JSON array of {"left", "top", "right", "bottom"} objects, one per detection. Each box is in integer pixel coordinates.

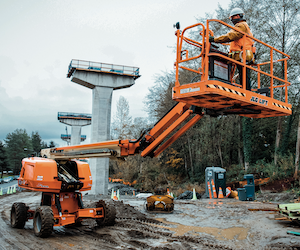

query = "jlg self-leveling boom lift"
[{"left": 11, "top": 20, "right": 291, "bottom": 237}]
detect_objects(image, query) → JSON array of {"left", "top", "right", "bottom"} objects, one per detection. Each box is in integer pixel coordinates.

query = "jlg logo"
[
  {"left": 250, "top": 96, "right": 268, "bottom": 106},
  {"left": 37, "top": 183, "right": 49, "bottom": 188}
]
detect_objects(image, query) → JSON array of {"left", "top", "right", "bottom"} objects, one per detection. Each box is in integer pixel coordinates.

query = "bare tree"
[
  {"left": 294, "top": 115, "right": 300, "bottom": 178},
  {"left": 131, "top": 117, "right": 151, "bottom": 139},
  {"left": 111, "top": 96, "right": 133, "bottom": 140}
]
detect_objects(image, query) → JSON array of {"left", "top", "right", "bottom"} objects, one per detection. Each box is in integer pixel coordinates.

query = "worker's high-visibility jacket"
[{"left": 214, "top": 21, "right": 254, "bottom": 53}]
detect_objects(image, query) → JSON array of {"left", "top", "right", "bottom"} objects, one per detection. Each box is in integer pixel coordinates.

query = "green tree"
[
  {"left": 144, "top": 71, "right": 176, "bottom": 121},
  {"left": 0, "top": 141, "right": 7, "bottom": 178},
  {"left": 4, "top": 129, "right": 33, "bottom": 174},
  {"left": 31, "top": 131, "right": 43, "bottom": 156},
  {"left": 210, "top": 0, "right": 300, "bottom": 169},
  {"left": 242, "top": 117, "right": 252, "bottom": 170},
  {"left": 48, "top": 141, "right": 56, "bottom": 148},
  {"left": 41, "top": 141, "right": 48, "bottom": 149},
  {"left": 295, "top": 115, "right": 300, "bottom": 178}
]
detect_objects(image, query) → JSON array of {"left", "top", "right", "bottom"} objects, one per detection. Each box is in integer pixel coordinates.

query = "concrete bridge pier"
[
  {"left": 90, "top": 86, "right": 113, "bottom": 195},
  {"left": 58, "top": 112, "right": 92, "bottom": 145},
  {"left": 67, "top": 60, "right": 140, "bottom": 195}
]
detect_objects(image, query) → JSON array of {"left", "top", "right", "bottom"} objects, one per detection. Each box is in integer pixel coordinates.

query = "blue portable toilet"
[
  {"left": 237, "top": 188, "right": 247, "bottom": 201},
  {"left": 244, "top": 174, "right": 255, "bottom": 201},
  {"left": 205, "top": 167, "right": 226, "bottom": 198}
]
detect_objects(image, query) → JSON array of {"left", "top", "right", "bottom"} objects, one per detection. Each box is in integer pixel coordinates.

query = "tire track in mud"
[
  {"left": 0, "top": 193, "right": 234, "bottom": 250},
  {"left": 0, "top": 194, "right": 115, "bottom": 250},
  {"left": 0, "top": 209, "right": 32, "bottom": 250},
  {"left": 3, "top": 192, "right": 297, "bottom": 249},
  {"left": 113, "top": 218, "right": 234, "bottom": 249},
  {"left": 0, "top": 212, "right": 117, "bottom": 249}
]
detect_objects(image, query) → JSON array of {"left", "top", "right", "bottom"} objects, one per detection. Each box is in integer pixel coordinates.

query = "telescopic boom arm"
[{"left": 41, "top": 102, "right": 203, "bottom": 160}]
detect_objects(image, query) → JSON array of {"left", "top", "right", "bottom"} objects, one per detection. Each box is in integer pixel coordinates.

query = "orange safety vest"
[{"left": 229, "top": 22, "right": 254, "bottom": 52}]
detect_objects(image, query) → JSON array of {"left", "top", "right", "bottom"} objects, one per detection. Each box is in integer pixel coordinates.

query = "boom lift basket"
[{"left": 173, "top": 20, "right": 292, "bottom": 118}]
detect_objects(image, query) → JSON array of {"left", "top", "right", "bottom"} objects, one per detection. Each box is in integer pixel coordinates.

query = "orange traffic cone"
[
  {"left": 167, "top": 188, "right": 170, "bottom": 195},
  {"left": 207, "top": 181, "right": 212, "bottom": 199},
  {"left": 226, "top": 187, "right": 231, "bottom": 198},
  {"left": 218, "top": 187, "right": 224, "bottom": 199},
  {"left": 113, "top": 191, "right": 118, "bottom": 201},
  {"left": 211, "top": 179, "right": 217, "bottom": 198}
]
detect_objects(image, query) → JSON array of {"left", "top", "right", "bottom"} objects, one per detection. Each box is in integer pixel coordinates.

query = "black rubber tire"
[
  {"left": 166, "top": 203, "right": 174, "bottom": 212},
  {"left": 146, "top": 202, "right": 155, "bottom": 211},
  {"left": 96, "top": 200, "right": 116, "bottom": 227},
  {"left": 11, "top": 202, "right": 27, "bottom": 229},
  {"left": 33, "top": 206, "right": 54, "bottom": 238}
]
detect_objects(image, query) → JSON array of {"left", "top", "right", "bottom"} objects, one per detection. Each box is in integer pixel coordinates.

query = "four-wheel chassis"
[{"left": 10, "top": 192, "right": 116, "bottom": 237}]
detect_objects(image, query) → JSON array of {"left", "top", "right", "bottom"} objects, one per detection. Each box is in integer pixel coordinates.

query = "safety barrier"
[
  {"left": 58, "top": 112, "right": 92, "bottom": 120},
  {"left": 67, "top": 59, "right": 140, "bottom": 79},
  {"left": 0, "top": 185, "right": 17, "bottom": 195}
]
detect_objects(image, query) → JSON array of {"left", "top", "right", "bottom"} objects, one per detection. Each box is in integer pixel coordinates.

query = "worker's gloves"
[{"left": 209, "top": 36, "right": 215, "bottom": 43}]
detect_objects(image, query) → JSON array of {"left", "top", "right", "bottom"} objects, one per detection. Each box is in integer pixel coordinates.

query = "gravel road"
[{"left": 0, "top": 191, "right": 299, "bottom": 249}]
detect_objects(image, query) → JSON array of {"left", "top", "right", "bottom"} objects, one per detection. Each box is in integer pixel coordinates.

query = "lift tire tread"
[
  {"left": 104, "top": 203, "right": 116, "bottom": 226},
  {"left": 11, "top": 202, "right": 27, "bottom": 229},
  {"left": 33, "top": 206, "right": 54, "bottom": 238},
  {"left": 96, "top": 200, "right": 116, "bottom": 227}
]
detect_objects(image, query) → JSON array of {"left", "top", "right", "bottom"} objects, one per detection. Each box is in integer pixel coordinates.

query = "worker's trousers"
[{"left": 237, "top": 65, "right": 251, "bottom": 90}]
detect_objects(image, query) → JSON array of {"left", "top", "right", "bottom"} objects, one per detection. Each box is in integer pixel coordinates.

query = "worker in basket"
[{"left": 209, "top": 8, "right": 255, "bottom": 90}]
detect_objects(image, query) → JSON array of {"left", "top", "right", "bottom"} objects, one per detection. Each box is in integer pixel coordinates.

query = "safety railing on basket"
[{"left": 174, "top": 19, "right": 291, "bottom": 104}]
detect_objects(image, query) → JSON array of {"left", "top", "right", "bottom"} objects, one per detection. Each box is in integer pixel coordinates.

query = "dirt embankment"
[{"left": 0, "top": 191, "right": 300, "bottom": 250}]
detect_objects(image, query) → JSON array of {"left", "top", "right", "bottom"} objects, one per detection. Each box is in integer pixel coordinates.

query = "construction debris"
[
  {"left": 287, "top": 231, "right": 300, "bottom": 236},
  {"left": 248, "top": 208, "right": 278, "bottom": 212},
  {"left": 108, "top": 184, "right": 137, "bottom": 196},
  {"left": 176, "top": 190, "right": 201, "bottom": 200},
  {"left": 277, "top": 203, "right": 300, "bottom": 223}
]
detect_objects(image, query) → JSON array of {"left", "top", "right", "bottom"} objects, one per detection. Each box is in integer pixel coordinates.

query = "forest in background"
[
  {"left": 110, "top": 0, "right": 300, "bottom": 191},
  {"left": 1, "top": 0, "right": 299, "bottom": 193},
  {"left": 0, "top": 130, "right": 54, "bottom": 177}
]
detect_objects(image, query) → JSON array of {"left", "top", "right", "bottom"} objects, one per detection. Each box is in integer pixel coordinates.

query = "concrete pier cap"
[
  {"left": 61, "top": 134, "right": 87, "bottom": 145},
  {"left": 67, "top": 59, "right": 140, "bottom": 195},
  {"left": 58, "top": 112, "right": 92, "bottom": 145}
]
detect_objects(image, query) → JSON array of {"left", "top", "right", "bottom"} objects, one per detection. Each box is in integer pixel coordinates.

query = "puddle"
[
  {"left": 154, "top": 218, "right": 249, "bottom": 240},
  {"left": 181, "top": 213, "right": 197, "bottom": 218}
]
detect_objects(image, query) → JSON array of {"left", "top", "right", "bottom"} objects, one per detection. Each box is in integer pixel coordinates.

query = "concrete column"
[
  {"left": 70, "top": 126, "right": 82, "bottom": 145},
  {"left": 58, "top": 114, "right": 91, "bottom": 146},
  {"left": 68, "top": 62, "right": 139, "bottom": 195},
  {"left": 90, "top": 86, "right": 113, "bottom": 195}
]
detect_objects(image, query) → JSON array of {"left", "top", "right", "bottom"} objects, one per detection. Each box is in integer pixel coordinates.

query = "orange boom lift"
[{"left": 11, "top": 20, "right": 291, "bottom": 237}]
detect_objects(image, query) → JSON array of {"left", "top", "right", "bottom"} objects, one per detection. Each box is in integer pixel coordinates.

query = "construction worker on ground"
[{"left": 209, "top": 8, "right": 254, "bottom": 90}]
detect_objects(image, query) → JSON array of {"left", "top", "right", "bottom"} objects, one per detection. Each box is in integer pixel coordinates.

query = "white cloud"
[{"left": 0, "top": 0, "right": 230, "bottom": 145}]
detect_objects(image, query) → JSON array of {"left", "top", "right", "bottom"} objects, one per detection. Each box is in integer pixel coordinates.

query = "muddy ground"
[{"left": 0, "top": 191, "right": 300, "bottom": 250}]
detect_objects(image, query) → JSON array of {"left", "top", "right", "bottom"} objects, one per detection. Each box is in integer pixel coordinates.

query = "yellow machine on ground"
[{"left": 146, "top": 188, "right": 174, "bottom": 213}]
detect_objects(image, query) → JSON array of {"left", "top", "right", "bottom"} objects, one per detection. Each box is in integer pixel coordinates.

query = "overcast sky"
[{"left": 0, "top": 0, "right": 231, "bottom": 146}]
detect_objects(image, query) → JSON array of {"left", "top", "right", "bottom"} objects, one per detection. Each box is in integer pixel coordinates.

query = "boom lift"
[{"left": 11, "top": 20, "right": 291, "bottom": 237}]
